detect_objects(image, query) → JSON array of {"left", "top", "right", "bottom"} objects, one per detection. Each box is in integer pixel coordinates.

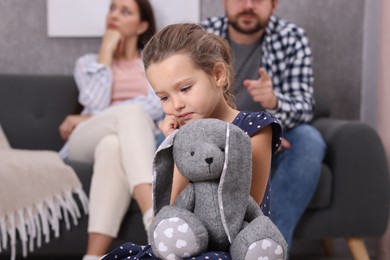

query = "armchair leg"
[
  {"left": 346, "top": 238, "right": 370, "bottom": 260},
  {"left": 321, "top": 239, "right": 334, "bottom": 256}
]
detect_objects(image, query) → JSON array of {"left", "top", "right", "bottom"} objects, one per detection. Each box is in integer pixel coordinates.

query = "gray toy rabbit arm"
[
  {"left": 244, "top": 196, "right": 263, "bottom": 222},
  {"left": 173, "top": 183, "right": 195, "bottom": 212}
]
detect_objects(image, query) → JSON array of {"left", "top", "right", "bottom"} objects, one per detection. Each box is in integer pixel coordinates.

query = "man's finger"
[
  {"left": 281, "top": 138, "right": 291, "bottom": 149},
  {"left": 243, "top": 79, "right": 252, "bottom": 88},
  {"left": 259, "top": 67, "right": 271, "bottom": 82}
]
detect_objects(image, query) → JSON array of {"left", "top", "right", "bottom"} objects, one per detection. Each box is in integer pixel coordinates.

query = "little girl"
[{"left": 102, "top": 23, "right": 282, "bottom": 260}]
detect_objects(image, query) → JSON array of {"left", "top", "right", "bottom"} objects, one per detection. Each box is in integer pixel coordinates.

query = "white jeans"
[{"left": 68, "top": 104, "right": 156, "bottom": 237}]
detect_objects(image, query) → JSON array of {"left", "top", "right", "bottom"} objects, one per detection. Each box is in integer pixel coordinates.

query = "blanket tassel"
[{"left": 0, "top": 188, "right": 88, "bottom": 260}]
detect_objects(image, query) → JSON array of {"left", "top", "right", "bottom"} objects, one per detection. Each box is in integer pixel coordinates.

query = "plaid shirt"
[{"left": 200, "top": 16, "right": 315, "bottom": 130}]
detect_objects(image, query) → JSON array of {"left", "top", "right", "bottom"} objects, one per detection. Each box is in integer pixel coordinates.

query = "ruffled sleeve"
[{"left": 233, "top": 111, "right": 282, "bottom": 155}]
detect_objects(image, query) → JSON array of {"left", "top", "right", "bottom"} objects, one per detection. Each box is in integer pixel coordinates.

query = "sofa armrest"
[
  {"left": 312, "top": 117, "right": 390, "bottom": 237},
  {"left": 0, "top": 75, "right": 82, "bottom": 151}
]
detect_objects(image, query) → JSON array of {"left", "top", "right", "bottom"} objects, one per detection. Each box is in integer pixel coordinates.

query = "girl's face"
[
  {"left": 146, "top": 54, "right": 226, "bottom": 123},
  {"left": 106, "top": 0, "right": 147, "bottom": 38}
]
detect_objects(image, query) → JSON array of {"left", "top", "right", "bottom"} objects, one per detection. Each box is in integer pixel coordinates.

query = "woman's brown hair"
[
  {"left": 143, "top": 23, "right": 236, "bottom": 108},
  {"left": 134, "top": 0, "right": 156, "bottom": 49}
]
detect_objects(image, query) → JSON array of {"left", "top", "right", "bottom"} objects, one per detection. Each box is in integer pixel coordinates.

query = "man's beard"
[{"left": 227, "top": 12, "right": 266, "bottom": 35}]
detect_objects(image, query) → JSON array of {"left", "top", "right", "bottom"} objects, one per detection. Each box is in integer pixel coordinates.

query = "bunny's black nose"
[{"left": 205, "top": 157, "right": 213, "bottom": 165}]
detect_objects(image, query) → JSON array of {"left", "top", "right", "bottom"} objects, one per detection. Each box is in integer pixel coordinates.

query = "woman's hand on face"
[
  {"left": 98, "top": 29, "right": 123, "bottom": 65},
  {"left": 159, "top": 115, "right": 185, "bottom": 137},
  {"left": 101, "top": 29, "right": 122, "bottom": 55},
  {"left": 59, "top": 114, "right": 92, "bottom": 141}
]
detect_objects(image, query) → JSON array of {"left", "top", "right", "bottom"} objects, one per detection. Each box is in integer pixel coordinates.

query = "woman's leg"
[
  {"left": 85, "top": 233, "right": 114, "bottom": 258},
  {"left": 69, "top": 105, "right": 157, "bottom": 257},
  {"left": 116, "top": 105, "right": 156, "bottom": 230},
  {"left": 116, "top": 105, "right": 156, "bottom": 194},
  {"left": 133, "top": 184, "right": 153, "bottom": 215},
  {"left": 86, "top": 134, "right": 132, "bottom": 257},
  {"left": 133, "top": 184, "right": 154, "bottom": 232},
  {"left": 68, "top": 107, "right": 132, "bottom": 257}
]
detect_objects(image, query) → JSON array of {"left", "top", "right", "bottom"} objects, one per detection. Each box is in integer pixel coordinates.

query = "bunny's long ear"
[
  {"left": 152, "top": 130, "right": 178, "bottom": 216},
  {"left": 218, "top": 123, "right": 252, "bottom": 242}
]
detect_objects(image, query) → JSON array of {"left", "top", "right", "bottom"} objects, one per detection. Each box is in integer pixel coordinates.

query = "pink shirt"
[{"left": 110, "top": 57, "right": 148, "bottom": 104}]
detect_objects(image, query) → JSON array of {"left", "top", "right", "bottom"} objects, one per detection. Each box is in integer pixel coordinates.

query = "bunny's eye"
[
  {"left": 220, "top": 147, "right": 225, "bottom": 152},
  {"left": 190, "top": 151, "right": 195, "bottom": 156}
]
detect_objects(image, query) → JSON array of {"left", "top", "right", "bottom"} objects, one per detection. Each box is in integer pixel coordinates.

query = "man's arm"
[{"left": 265, "top": 31, "right": 315, "bottom": 129}]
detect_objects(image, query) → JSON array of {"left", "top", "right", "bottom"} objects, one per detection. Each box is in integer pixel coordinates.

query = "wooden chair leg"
[
  {"left": 321, "top": 239, "right": 334, "bottom": 256},
  {"left": 346, "top": 238, "right": 370, "bottom": 260}
]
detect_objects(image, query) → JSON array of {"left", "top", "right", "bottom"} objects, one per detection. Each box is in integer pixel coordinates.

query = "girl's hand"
[
  {"left": 59, "top": 114, "right": 91, "bottom": 141},
  {"left": 159, "top": 115, "right": 185, "bottom": 137}
]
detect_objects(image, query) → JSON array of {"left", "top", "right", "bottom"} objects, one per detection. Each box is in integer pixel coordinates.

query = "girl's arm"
[
  {"left": 170, "top": 165, "right": 189, "bottom": 205},
  {"left": 250, "top": 124, "right": 273, "bottom": 205}
]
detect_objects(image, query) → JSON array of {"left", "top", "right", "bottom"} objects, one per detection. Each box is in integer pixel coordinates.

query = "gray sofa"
[
  {"left": 0, "top": 74, "right": 389, "bottom": 259},
  {"left": 0, "top": 75, "right": 147, "bottom": 259}
]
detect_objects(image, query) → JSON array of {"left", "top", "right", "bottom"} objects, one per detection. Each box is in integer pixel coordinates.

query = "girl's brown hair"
[
  {"left": 143, "top": 23, "right": 236, "bottom": 108},
  {"left": 134, "top": 0, "right": 156, "bottom": 49}
]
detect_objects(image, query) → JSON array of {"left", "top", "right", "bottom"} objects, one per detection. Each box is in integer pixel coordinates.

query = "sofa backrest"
[
  {"left": 0, "top": 74, "right": 330, "bottom": 151},
  {"left": 313, "top": 92, "right": 331, "bottom": 121},
  {"left": 0, "top": 75, "right": 82, "bottom": 151}
]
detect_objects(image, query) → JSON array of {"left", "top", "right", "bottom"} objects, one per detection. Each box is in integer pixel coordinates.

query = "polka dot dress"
[
  {"left": 102, "top": 111, "right": 282, "bottom": 260},
  {"left": 233, "top": 111, "right": 282, "bottom": 155},
  {"left": 102, "top": 244, "right": 231, "bottom": 260}
]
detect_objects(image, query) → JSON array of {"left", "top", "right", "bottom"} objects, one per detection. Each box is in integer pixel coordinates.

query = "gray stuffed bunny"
[{"left": 149, "top": 118, "right": 287, "bottom": 260}]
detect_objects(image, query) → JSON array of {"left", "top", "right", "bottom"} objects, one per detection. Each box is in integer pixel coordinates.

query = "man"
[{"left": 201, "top": 0, "right": 326, "bottom": 252}]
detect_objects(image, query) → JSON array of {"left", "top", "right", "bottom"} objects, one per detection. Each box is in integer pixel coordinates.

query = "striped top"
[
  {"left": 59, "top": 54, "right": 163, "bottom": 159},
  {"left": 74, "top": 54, "right": 163, "bottom": 121}
]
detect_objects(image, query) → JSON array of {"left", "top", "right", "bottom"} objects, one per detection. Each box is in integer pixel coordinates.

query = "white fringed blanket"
[{"left": 0, "top": 148, "right": 89, "bottom": 260}]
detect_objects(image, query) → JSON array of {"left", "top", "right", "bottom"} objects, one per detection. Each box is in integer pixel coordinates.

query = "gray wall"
[
  {"left": 277, "top": 0, "right": 364, "bottom": 121},
  {"left": 362, "top": 0, "right": 381, "bottom": 127},
  {"left": 0, "top": 0, "right": 371, "bottom": 120},
  {"left": 0, "top": 0, "right": 101, "bottom": 75}
]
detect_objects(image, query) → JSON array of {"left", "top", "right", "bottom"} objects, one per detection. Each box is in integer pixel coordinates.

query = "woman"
[{"left": 58, "top": 0, "right": 162, "bottom": 259}]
